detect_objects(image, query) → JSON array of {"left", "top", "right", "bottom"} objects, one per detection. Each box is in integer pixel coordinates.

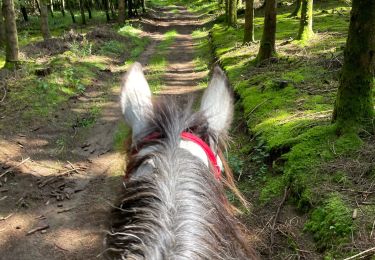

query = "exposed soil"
[{"left": 0, "top": 6, "right": 206, "bottom": 260}]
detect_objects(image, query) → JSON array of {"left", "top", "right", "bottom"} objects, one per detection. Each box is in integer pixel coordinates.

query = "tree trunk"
[
  {"left": 118, "top": 0, "right": 125, "bottom": 24},
  {"left": 79, "top": 0, "right": 86, "bottom": 24},
  {"left": 109, "top": 0, "right": 115, "bottom": 19},
  {"left": 104, "top": 0, "right": 110, "bottom": 21},
  {"left": 2, "top": 0, "right": 19, "bottom": 64},
  {"left": 225, "top": 0, "right": 229, "bottom": 23},
  {"left": 256, "top": 0, "right": 277, "bottom": 63},
  {"left": 332, "top": 0, "right": 375, "bottom": 129},
  {"left": 86, "top": 0, "right": 92, "bottom": 19},
  {"left": 40, "top": 1, "right": 51, "bottom": 40},
  {"left": 243, "top": 0, "right": 255, "bottom": 43},
  {"left": 228, "top": 0, "right": 237, "bottom": 26},
  {"left": 289, "top": 0, "right": 301, "bottom": 17},
  {"left": 48, "top": 0, "right": 54, "bottom": 17},
  {"left": 141, "top": 0, "right": 145, "bottom": 13},
  {"left": 61, "top": 0, "right": 65, "bottom": 16},
  {"left": 0, "top": 6, "right": 6, "bottom": 48},
  {"left": 35, "top": 0, "right": 42, "bottom": 14},
  {"left": 297, "top": 0, "right": 313, "bottom": 41},
  {"left": 66, "top": 0, "right": 76, "bottom": 23},
  {"left": 20, "top": 5, "right": 29, "bottom": 22}
]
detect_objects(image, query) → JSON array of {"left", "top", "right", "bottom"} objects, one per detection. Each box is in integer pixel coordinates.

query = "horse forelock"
[{"left": 105, "top": 96, "right": 258, "bottom": 260}]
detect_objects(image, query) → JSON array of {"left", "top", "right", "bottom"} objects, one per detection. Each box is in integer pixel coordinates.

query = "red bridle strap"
[
  {"left": 180, "top": 132, "right": 221, "bottom": 179},
  {"left": 132, "top": 132, "right": 221, "bottom": 180}
]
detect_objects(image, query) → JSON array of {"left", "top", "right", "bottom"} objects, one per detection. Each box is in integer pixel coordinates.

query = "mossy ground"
[{"left": 185, "top": 0, "right": 375, "bottom": 258}]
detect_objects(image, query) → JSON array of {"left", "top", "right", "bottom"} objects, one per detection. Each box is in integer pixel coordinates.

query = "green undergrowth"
[
  {"left": 17, "top": 10, "right": 109, "bottom": 46},
  {"left": 147, "top": 30, "right": 178, "bottom": 92},
  {"left": 207, "top": 0, "right": 372, "bottom": 257},
  {"left": 118, "top": 24, "right": 150, "bottom": 64},
  {"left": 0, "top": 23, "right": 148, "bottom": 130},
  {"left": 191, "top": 28, "right": 211, "bottom": 88}
]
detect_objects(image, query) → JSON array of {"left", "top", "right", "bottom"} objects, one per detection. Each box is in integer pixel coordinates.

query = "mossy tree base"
[
  {"left": 297, "top": 0, "right": 313, "bottom": 42},
  {"left": 332, "top": 0, "right": 375, "bottom": 132}
]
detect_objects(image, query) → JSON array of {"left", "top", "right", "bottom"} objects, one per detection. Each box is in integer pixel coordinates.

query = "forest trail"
[{"left": 0, "top": 6, "right": 204, "bottom": 260}]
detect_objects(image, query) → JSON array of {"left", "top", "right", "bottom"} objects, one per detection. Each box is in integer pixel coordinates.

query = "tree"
[
  {"left": 243, "top": 0, "right": 255, "bottom": 43},
  {"left": 66, "top": 0, "right": 76, "bottom": 23},
  {"left": 60, "top": 0, "right": 65, "bottom": 16},
  {"left": 20, "top": 3, "right": 29, "bottom": 22},
  {"left": 289, "top": 0, "right": 301, "bottom": 17},
  {"left": 2, "top": 0, "right": 19, "bottom": 66},
  {"left": 227, "top": 0, "right": 237, "bottom": 26},
  {"left": 79, "top": 0, "right": 86, "bottom": 24},
  {"left": 256, "top": 0, "right": 277, "bottom": 63},
  {"left": 0, "top": 4, "right": 5, "bottom": 48},
  {"left": 332, "top": 0, "right": 375, "bottom": 130},
  {"left": 297, "top": 0, "right": 313, "bottom": 41},
  {"left": 40, "top": 0, "right": 51, "bottom": 40},
  {"left": 118, "top": 0, "right": 125, "bottom": 24}
]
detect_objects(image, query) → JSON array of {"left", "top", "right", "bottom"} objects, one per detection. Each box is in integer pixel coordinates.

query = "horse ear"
[
  {"left": 120, "top": 62, "right": 152, "bottom": 140},
  {"left": 200, "top": 66, "right": 233, "bottom": 135}
]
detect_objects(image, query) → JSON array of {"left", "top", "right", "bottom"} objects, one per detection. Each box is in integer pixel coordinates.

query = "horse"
[{"left": 105, "top": 62, "right": 258, "bottom": 259}]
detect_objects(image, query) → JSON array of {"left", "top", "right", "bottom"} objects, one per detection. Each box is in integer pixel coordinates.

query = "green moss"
[
  {"left": 259, "top": 175, "right": 285, "bottom": 204},
  {"left": 304, "top": 194, "right": 354, "bottom": 251}
]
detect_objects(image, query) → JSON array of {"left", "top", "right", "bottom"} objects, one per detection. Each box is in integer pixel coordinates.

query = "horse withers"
[{"left": 105, "top": 62, "right": 258, "bottom": 259}]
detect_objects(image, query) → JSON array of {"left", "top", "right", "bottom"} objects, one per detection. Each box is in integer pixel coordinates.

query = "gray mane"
[{"left": 105, "top": 97, "right": 257, "bottom": 260}]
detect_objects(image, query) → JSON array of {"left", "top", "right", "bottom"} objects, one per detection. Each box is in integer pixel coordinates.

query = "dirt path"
[{"left": 0, "top": 6, "right": 205, "bottom": 260}]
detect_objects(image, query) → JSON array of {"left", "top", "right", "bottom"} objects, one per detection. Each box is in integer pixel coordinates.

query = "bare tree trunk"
[
  {"left": 141, "top": 0, "right": 145, "bottom": 13},
  {"left": 85, "top": 0, "right": 92, "bottom": 19},
  {"left": 20, "top": 5, "right": 29, "bottom": 22},
  {"left": 104, "top": 0, "right": 110, "bottom": 21},
  {"left": 227, "top": 0, "right": 237, "bottom": 26},
  {"left": 35, "top": 0, "right": 42, "bottom": 14},
  {"left": 297, "top": 0, "right": 313, "bottom": 41},
  {"left": 289, "top": 0, "right": 301, "bottom": 17},
  {"left": 40, "top": 1, "right": 51, "bottom": 40},
  {"left": 79, "top": 0, "right": 86, "bottom": 24},
  {"left": 2, "top": 0, "right": 19, "bottom": 65},
  {"left": 118, "top": 0, "right": 125, "bottom": 24},
  {"left": 256, "top": 0, "right": 277, "bottom": 63},
  {"left": 109, "top": 0, "right": 115, "bottom": 19},
  {"left": 61, "top": 0, "right": 65, "bottom": 16},
  {"left": 332, "top": 0, "right": 375, "bottom": 130},
  {"left": 243, "top": 0, "right": 255, "bottom": 43},
  {"left": 0, "top": 6, "right": 5, "bottom": 48},
  {"left": 48, "top": 0, "right": 54, "bottom": 17},
  {"left": 66, "top": 0, "right": 76, "bottom": 22}
]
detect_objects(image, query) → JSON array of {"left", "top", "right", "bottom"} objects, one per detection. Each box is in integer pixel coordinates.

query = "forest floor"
[{"left": 0, "top": 6, "right": 208, "bottom": 260}]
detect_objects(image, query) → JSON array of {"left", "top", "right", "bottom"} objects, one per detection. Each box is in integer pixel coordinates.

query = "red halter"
[{"left": 131, "top": 132, "right": 221, "bottom": 179}]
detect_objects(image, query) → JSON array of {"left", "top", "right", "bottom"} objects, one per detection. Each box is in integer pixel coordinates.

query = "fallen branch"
[
  {"left": 0, "top": 84, "right": 7, "bottom": 103},
  {"left": 269, "top": 186, "right": 289, "bottom": 254},
  {"left": 0, "top": 157, "right": 30, "bottom": 178},
  {"left": 343, "top": 247, "right": 375, "bottom": 260},
  {"left": 26, "top": 224, "right": 50, "bottom": 236},
  {"left": 0, "top": 213, "right": 13, "bottom": 221},
  {"left": 57, "top": 207, "right": 75, "bottom": 214}
]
